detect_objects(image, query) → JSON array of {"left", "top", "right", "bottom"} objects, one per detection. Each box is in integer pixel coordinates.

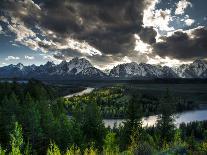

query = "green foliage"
[
  {"left": 0, "top": 80, "right": 87, "bottom": 154},
  {"left": 156, "top": 90, "right": 176, "bottom": 147},
  {"left": 65, "top": 145, "right": 81, "bottom": 155},
  {"left": 83, "top": 146, "right": 98, "bottom": 155},
  {"left": 0, "top": 146, "right": 6, "bottom": 155},
  {"left": 0, "top": 81, "right": 206, "bottom": 154},
  {"left": 24, "top": 141, "right": 32, "bottom": 155},
  {"left": 65, "top": 85, "right": 196, "bottom": 120},
  {"left": 9, "top": 122, "right": 23, "bottom": 155},
  {"left": 117, "top": 95, "right": 143, "bottom": 150},
  {"left": 47, "top": 142, "right": 61, "bottom": 155},
  {"left": 103, "top": 132, "right": 119, "bottom": 154},
  {"left": 73, "top": 102, "right": 106, "bottom": 150},
  {"left": 199, "top": 140, "right": 207, "bottom": 153}
]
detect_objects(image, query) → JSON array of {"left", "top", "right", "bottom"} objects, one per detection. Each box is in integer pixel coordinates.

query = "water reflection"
[
  {"left": 64, "top": 87, "right": 94, "bottom": 98},
  {"left": 104, "top": 109, "right": 207, "bottom": 128}
]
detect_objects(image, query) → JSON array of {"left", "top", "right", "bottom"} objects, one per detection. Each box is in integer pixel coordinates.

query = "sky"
[{"left": 0, "top": 0, "right": 207, "bottom": 69}]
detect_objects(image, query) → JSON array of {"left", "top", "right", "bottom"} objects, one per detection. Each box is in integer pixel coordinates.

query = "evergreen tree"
[
  {"left": 9, "top": 122, "right": 24, "bottom": 155},
  {"left": 156, "top": 89, "right": 176, "bottom": 147},
  {"left": 103, "top": 132, "right": 119, "bottom": 154},
  {"left": 119, "top": 94, "right": 143, "bottom": 150},
  {"left": 47, "top": 142, "right": 61, "bottom": 155},
  {"left": 0, "top": 93, "right": 20, "bottom": 146},
  {"left": 74, "top": 102, "right": 106, "bottom": 150},
  {"left": 22, "top": 93, "right": 43, "bottom": 154},
  {"left": 0, "top": 145, "right": 6, "bottom": 155}
]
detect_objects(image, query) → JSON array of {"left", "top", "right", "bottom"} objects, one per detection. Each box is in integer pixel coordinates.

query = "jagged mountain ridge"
[
  {"left": 173, "top": 59, "right": 207, "bottom": 78},
  {"left": 109, "top": 62, "right": 178, "bottom": 79},
  {"left": 110, "top": 59, "right": 207, "bottom": 79},
  {"left": 0, "top": 58, "right": 207, "bottom": 80},
  {"left": 0, "top": 58, "right": 107, "bottom": 79}
]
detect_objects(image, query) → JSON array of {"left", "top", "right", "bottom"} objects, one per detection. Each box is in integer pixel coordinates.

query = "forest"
[
  {"left": 65, "top": 86, "right": 198, "bottom": 119},
  {"left": 0, "top": 80, "right": 206, "bottom": 155}
]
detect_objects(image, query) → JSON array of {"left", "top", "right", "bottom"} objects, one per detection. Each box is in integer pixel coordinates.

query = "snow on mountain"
[
  {"left": 174, "top": 59, "right": 207, "bottom": 78},
  {"left": 0, "top": 58, "right": 105, "bottom": 79},
  {"left": 173, "top": 64, "right": 189, "bottom": 78},
  {"left": 139, "top": 63, "right": 163, "bottom": 78},
  {"left": 187, "top": 59, "right": 207, "bottom": 77},
  {"left": 102, "top": 69, "right": 111, "bottom": 75},
  {"left": 0, "top": 58, "right": 207, "bottom": 80},
  {"left": 109, "top": 62, "right": 178, "bottom": 78},
  {"left": 78, "top": 67, "right": 107, "bottom": 78},
  {"left": 0, "top": 63, "right": 28, "bottom": 77},
  {"left": 68, "top": 57, "right": 93, "bottom": 74},
  {"left": 162, "top": 66, "right": 178, "bottom": 78}
]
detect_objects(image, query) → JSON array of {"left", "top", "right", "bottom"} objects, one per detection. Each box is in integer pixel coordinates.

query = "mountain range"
[{"left": 0, "top": 58, "right": 207, "bottom": 80}]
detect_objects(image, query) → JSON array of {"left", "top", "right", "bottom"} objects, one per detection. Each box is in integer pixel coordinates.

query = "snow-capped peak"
[
  {"left": 45, "top": 61, "right": 55, "bottom": 67},
  {"left": 1, "top": 58, "right": 207, "bottom": 80},
  {"left": 16, "top": 63, "right": 24, "bottom": 70}
]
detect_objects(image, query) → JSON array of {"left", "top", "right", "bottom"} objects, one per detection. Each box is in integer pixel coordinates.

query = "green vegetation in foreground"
[
  {"left": 0, "top": 81, "right": 207, "bottom": 154},
  {"left": 65, "top": 85, "right": 198, "bottom": 119}
]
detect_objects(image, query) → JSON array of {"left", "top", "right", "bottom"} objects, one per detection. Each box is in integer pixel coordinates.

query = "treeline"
[
  {"left": 0, "top": 81, "right": 206, "bottom": 154},
  {"left": 0, "top": 81, "right": 106, "bottom": 154},
  {"left": 65, "top": 86, "right": 197, "bottom": 119}
]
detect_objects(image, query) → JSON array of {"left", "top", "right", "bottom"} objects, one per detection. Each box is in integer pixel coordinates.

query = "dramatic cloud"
[
  {"left": 185, "top": 18, "right": 195, "bottom": 26},
  {"left": 139, "top": 27, "right": 157, "bottom": 44},
  {"left": 5, "top": 56, "right": 20, "bottom": 61},
  {"left": 147, "top": 55, "right": 193, "bottom": 67},
  {"left": 1, "top": 0, "right": 207, "bottom": 68},
  {"left": 175, "top": 0, "right": 192, "bottom": 15},
  {"left": 25, "top": 55, "right": 35, "bottom": 60},
  {"left": 134, "top": 34, "right": 153, "bottom": 54},
  {"left": 41, "top": 54, "right": 62, "bottom": 64},
  {"left": 0, "top": 0, "right": 153, "bottom": 55},
  {"left": 153, "top": 27, "right": 207, "bottom": 60},
  {"left": 143, "top": 0, "right": 174, "bottom": 32}
]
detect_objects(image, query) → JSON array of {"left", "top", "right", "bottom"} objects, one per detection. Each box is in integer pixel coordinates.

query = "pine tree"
[
  {"left": 9, "top": 122, "right": 24, "bottom": 155},
  {"left": 0, "top": 145, "right": 6, "bottom": 155},
  {"left": 74, "top": 102, "right": 105, "bottom": 150},
  {"left": 103, "top": 132, "right": 119, "bottom": 154},
  {"left": 0, "top": 93, "right": 20, "bottom": 146},
  {"left": 22, "top": 93, "right": 43, "bottom": 154},
  {"left": 47, "top": 142, "right": 61, "bottom": 155},
  {"left": 157, "top": 89, "right": 176, "bottom": 148},
  {"left": 119, "top": 94, "right": 143, "bottom": 150}
]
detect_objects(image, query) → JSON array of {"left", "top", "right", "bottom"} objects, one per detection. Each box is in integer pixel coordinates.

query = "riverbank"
[
  {"left": 64, "top": 87, "right": 207, "bottom": 128},
  {"left": 104, "top": 109, "right": 207, "bottom": 128},
  {"left": 64, "top": 87, "right": 95, "bottom": 98}
]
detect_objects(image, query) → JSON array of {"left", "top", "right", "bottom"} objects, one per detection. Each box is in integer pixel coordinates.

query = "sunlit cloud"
[
  {"left": 185, "top": 18, "right": 195, "bottom": 26},
  {"left": 41, "top": 54, "right": 62, "bottom": 64},
  {"left": 143, "top": 0, "right": 174, "bottom": 32},
  {"left": 5, "top": 56, "right": 20, "bottom": 61},
  {"left": 147, "top": 56, "right": 192, "bottom": 67},
  {"left": 0, "top": 0, "right": 206, "bottom": 68},
  {"left": 134, "top": 34, "right": 152, "bottom": 54},
  {"left": 175, "top": 0, "right": 192, "bottom": 15},
  {"left": 25, "top": 55, "right": 35, "bottom": 60},
  {"left": 1, "top": 62, "right": 8, "bottom": 66}
]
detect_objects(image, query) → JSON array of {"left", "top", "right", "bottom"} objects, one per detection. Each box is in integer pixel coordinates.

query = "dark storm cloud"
[
  {"left": 1, "top": 0, "right": 154, "bottom": 56},
  {"left": 40, "top": 0, "right": 147, "bottom": 54},
  {"left": 53, "top": 49, "right": 83, "bottom": 60},
  {"left": 153, "top": 27, "right": 207, "bottom": 60},
  {"left": 139, "top": 26, "right": 157, "bottom": 44}
]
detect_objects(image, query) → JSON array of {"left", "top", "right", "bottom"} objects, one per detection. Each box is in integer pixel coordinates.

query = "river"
[
  {"left": 64, "top": 87, "right": 207, "bottom": 128},
  {"left": 64, "top": 87, "right": 95, "bottom": 98},
  {"left": 104, "top": 109, "right": 207, "bottom": 128}
]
